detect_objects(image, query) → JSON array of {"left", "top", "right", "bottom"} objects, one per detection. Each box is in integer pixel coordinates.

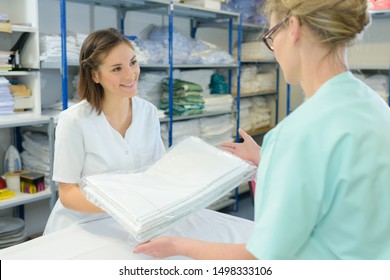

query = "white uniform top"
[{"left": 44, "top": 97, "right": 165, "bottom": 234}]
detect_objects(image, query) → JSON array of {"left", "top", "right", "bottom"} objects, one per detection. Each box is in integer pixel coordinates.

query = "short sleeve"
[
  {"left": 152, "top": 108, "right": 166, "bottom": 161},
  {"left": 52, "top": 112, "right": 85, "bottom": 183}
]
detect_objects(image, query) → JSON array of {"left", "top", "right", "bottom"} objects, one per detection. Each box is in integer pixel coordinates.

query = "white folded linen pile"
[
  {"left": 20, "top": 131, "right": 50, "bottom": 177},
  {"left": 203, "top": 94, "right": 233, "bottom": 112},
  {"left": 0, "top": 77, "right": 14, "bottom": 115},
  {"left": 137, "top": 71, "right": 165, "bottom": 107},
  {"left": 39, "top": 34, "right": 81, "bottom": 63},
  {"left": 81, "top": 136, "right": 256, "bottom": 243},
  {"left": 232, "top": 66, "right": 277, "bottom": 95},
  {"left": 233, "top": 41, "right": 275, "bottom": 61},
  {"left": 179, "top": 69, "right": 215, "bottom": 95},
  {"left": 160, "top": 118, "right": 200, "bottom": 148},
  {"left": 200, "top": 115, "right": 234, "bottom": 146}
]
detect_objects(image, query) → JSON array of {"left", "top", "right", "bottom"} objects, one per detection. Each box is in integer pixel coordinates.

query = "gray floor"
[{"left": 220, "top": 192, "right": 254, "bottom": 221}]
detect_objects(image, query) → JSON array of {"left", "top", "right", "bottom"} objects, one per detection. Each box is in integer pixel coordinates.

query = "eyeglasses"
[{"left": 262, "top": 16, "right": 290, "bottom": 52}]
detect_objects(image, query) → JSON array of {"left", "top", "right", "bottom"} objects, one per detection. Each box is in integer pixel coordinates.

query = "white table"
[{"left": 0, "top": 209, "right": 253, "bottom": 259}]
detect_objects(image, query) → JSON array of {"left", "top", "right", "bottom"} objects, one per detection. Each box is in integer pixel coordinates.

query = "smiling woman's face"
[{"left": 93, "top": 42, "right": 140, "bottom": 99}]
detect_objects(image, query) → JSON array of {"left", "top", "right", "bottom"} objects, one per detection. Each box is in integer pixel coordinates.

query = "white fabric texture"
[
  {"left": 81, "top": 137, "right": 256, "bottom": 243},
  {"left": 203, "top": 94, "right": 233, "bottom": 112},
  {"left": 233, "top": 66, "right": 277, "bottom": 95},
  {"left": 21, "top": 131, "right": 50, "bottom": 164},
  {"left": 160, "top": 118, "right": 201, "bottom": 148},
  {"left": 39, "top": 34, "right": 80, "bottom": 62},
  {"left": 199, "top": 115, "right": 234, "bottom": 146},
  {"left": 137, "top": 71, "right": 165, "bottom": 107},
  {"left": 233, "top": 96, "right": 271, "bottom": 132},
  {"left": 179, "top": 69, "right": 215, "bottom": 95},
  {"left": 233, "top": 41, "right": 275, "bottom": 61}
]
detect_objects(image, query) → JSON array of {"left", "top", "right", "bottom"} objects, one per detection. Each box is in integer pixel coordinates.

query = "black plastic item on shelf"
[{"left": 8, "top": 32, "right": 29, "bottom": 69}]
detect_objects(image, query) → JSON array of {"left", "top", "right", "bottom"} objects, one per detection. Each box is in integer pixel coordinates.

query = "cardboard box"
[
  {"left": 184, "top": 0, "right": 221, "bottom": 10},
  {"left": 9, "top": 85, "right": 32, "bottom": 97},
  {"left": 20, "top": 172, "right": 45, "bottom": 194}
]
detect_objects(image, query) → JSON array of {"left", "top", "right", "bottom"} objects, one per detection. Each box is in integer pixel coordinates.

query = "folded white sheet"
[{"left": 81, "top": 136, "right": 256, "bottom": 243}]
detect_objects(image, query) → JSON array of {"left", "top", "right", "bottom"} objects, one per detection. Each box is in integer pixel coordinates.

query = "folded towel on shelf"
[
  {"left": 160, "top": 78, "right": 205, "bottom": 116},
  {"left": 81, "top": 136, "right": 256, "bottom": 243},
  {"left": 160, "top": 119, "right": 201, "bottom": 148},
  {"left": 203, "top": 94, "right": 233, "bottom": 112},
  {"left": 233, "top": 41, "right": 275, "bottom": 61},
  {"left": 21, "top": 131, "right": 50, "bottom": 164}
]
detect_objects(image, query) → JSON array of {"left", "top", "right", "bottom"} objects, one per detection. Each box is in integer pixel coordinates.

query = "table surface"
[{"left": 0, "top": 209, "right": 254, "bottom": 260}]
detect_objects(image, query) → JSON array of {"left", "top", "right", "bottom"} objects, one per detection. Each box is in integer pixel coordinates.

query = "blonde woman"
[{"left": 134, "top": 0, "right": 390, "bottom": 259}]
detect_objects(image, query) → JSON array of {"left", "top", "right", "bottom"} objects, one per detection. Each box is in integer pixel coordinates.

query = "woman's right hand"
[{"left": 220, "top": 128, "right": 261, "bottom": 166}]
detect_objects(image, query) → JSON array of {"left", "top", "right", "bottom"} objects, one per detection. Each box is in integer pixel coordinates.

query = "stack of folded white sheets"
[
  {"left": 20, "top": 131, "right": 50, "bottom": 178},
  {"left": 81, "top": 137, "right": 256, "bottom": 243}
]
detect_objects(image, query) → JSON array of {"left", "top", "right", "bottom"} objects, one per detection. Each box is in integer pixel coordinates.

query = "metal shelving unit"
[
  {"left": 0, "top": 0, "right": 57, "bottom": 218},
  {"left": 231, "top": 21, "right": 280, "bottom": 136},
  {"left": 0, "top": 117, "right": 57, "bottom": 215},
  {"left": 56, "top": 0, "right": 242, "bottom": 211},
  {"left": 159, "top": 109, "right": 235, "bottom": 123},
  {"left": 238, "top": 61, "right": 280, "bottom": 132}
]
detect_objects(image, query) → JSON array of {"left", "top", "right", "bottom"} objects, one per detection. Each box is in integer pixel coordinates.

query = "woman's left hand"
[
  {"left": 133, "top": 237, "right": 179, "bottom": 258},
  {"left": 221, "top": 128, "right": 261, "bottom": 166}
]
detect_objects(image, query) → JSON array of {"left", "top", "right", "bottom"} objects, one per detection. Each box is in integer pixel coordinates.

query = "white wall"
[{"left": 348, "top": 15, "right": 390, "bottom": 69}]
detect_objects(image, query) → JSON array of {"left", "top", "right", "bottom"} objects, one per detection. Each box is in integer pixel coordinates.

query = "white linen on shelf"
[
  {"left": 39, "top": 34, "right": 81, "bottom": 62},
  {"left": 137, "top": 71, "right": 165, "bottom": 107},
  {"left": 179, "top": 69, "right": 215, "bottom": 95},
  {"left": 233, "top": 41, "right": 275, "bottom": 61},
  {"left": 0, "top": 77, "right": 14, "bottom": 115},
  {"left": 203, "top": 94, "right": 233, "bottom": 112},
  {"left": 160, "top": 119, "right": 201, "bottom": 148},
  {"left": 20, "top": 131, "right": 50, "bottom": 178},
  {"left": 232, "top": 96, "right": 272, "bottom": 132},
  {"left": 200, "top": 114, "right": 234, "bottom": 146}
]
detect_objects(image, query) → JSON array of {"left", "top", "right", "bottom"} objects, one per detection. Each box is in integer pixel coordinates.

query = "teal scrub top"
[{"left": 246, "top": 72, "right": 390, "bottom": 259}]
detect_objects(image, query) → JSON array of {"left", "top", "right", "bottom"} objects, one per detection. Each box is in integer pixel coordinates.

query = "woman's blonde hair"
[{"left": 261, "top": 0, "right": 371, "bottom": 49}]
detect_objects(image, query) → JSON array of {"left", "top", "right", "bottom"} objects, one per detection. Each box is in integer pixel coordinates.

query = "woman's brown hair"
[{"left": 78, "top": 28, "right": 134, "bottom": 114}]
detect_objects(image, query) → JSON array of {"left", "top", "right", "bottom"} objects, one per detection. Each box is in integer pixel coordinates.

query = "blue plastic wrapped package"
[
  {"left": 222, "top": 0, "right": 266, "bottom": 25},
  {"left": 188, "top": 40, "right": 234, "bottom": 65}
]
